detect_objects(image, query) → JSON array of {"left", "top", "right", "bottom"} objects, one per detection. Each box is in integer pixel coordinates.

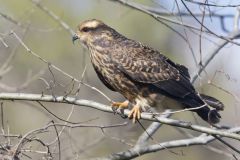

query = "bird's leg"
[
  {"left": 128, "top": 105, "right": 141, "bottom": 123},
  {"left": 112, "top": 100, "right": 129, "bottom": 109},
  {"left": 111, "top": 101, "right": 141, "bottom": 122},
  {"left": 111, "top": 100, "right": 129, "bottom": 118}
]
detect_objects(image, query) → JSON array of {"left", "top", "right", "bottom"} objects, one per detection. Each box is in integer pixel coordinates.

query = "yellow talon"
[
  {"left": 111, "top": 100, "right": 129, "bottom": 109},
  {"left": 128, "top": 105, "right": 141, "bottom": 123},
  {"left": 112, "top": 101, "right": 141, "bottom": 123}
]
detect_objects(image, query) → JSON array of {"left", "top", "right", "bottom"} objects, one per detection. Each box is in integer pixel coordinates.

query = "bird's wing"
[
  {"left": 93, "top": 65, "right": 116, "bottom": 91},
  {"left": 111, "top": 42, "right": 195, "bottom": 99}
]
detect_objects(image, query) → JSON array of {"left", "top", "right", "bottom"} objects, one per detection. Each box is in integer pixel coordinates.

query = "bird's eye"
[{"left": 81, "top": 27, "right": 91, "bottom": 32}]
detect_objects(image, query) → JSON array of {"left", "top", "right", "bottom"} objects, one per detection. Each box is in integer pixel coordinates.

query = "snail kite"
[{"left": 72, "top": 19, "right": 224, "bottom": 124}]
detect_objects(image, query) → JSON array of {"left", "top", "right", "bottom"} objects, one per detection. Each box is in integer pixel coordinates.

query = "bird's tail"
[
  {"left": 194, "top": 94, "right": 224, "bottom": 124},
  {"left": 195, "top": 106, "right": 221, "bottom": 124},
  {"left": 200, "top": 94, "right": 224, "bottom": 111},
  {"left": 183, "top": 93, "right": 224, "bottom": 124}
]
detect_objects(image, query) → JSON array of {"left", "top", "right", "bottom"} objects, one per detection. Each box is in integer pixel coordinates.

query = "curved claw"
[{"left": 128, "top": 105, "right": 141, "bottom": 123}]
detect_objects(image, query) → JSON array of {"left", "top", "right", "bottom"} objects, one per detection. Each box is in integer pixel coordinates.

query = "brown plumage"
[{"left": 72, "top": 19, "right": 224, "bottom": 123}]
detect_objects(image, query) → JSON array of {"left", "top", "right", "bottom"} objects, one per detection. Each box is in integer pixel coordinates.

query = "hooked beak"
[{"left": 72, "top": 33, "right": 79, "bottom": 44}]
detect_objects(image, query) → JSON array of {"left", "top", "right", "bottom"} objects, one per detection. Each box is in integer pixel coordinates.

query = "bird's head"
[{"left": 72, "top": 19, "right": 115, "bottom": 49}]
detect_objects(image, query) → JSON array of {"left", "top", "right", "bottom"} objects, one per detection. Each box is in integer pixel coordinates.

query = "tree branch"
[
  {"left": 0, "top": 92, "right": 240, "bottom": 141},
  {"left": 90, "top": 127, "right": 240, "bottom": 160},
  {"left": 136, "top": 110, "right": 172, "bottom": 145}
]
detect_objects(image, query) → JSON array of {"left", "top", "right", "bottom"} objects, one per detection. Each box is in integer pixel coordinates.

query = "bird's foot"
[
  {"left": 111, "top": 101, "right": 129, "bottom": 118},
  {"left": 128, "top": 105, "right": 141, "bottom": 123},
  {"left": 112, "top": 100, "right": 129, "bottom": 109}
]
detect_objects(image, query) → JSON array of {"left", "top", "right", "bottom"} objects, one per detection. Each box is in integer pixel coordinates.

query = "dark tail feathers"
[
  {"left": 196, "top": 94, "right": 224, "bottom": 124},
  {"left": 195, "top": 107, "right": 221, "bottom": 124},
  {"left": 200, "top": 94, "right": 224, "bottom": 111}
]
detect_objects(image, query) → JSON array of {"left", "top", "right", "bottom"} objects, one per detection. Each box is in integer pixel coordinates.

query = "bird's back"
[{"left": 73, "top": 19, "right": 223, "bottom": 124}]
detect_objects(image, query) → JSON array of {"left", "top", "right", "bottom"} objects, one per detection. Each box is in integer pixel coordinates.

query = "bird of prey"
[{"left": 72, "top": 19, "right": 224, "bottom": 124}]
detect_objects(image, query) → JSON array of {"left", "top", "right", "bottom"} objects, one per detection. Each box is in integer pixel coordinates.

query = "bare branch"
[
  {"left": 12, "top": 120, "right": 128, "bottom": 158},
  {"left": 184, "top": 0, "right": 240, "bottom": 8},
  {"left": 136, "top": 110, "right": 172, "bottom": 145},
  {"left": 234, "top": 7, "right": 240, "bottom": 32},
  {"left": 0, "top": 37, "right": 8, "bottom": 48},
  {"left": 0, "top": 11, "right": 22, "bottom": 26},
  {"left": 92, "top": 127, "right": 240, "bottom": 160},
  {"left": 0, "top": 92, "right": 239, "bottom": 141}
]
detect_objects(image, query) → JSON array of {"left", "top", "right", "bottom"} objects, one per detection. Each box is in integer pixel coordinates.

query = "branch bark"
[
  {"left": 90, "top": 127, "right": 240, "bottom": 160},
  {"left": 0, "top": 92, "right": 240, "bottom": 141}
]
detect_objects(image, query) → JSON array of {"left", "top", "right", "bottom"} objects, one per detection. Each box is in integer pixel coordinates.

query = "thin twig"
[
  {"left": 191, "top": 10, "right": 240, "bottom": 83},
  {"left": 111, "top": 0, "right": 240, "bottom": 46}
]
